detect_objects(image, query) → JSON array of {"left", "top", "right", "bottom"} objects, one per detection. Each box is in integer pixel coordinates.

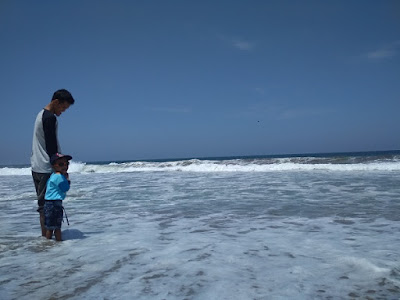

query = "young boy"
[{"left": 44, "top": 153, "right": 72, "bottom": 241}]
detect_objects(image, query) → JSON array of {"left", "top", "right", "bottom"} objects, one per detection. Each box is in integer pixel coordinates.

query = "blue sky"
[{"left": 0, "top": 0, "right": 399, "bottom": 165}]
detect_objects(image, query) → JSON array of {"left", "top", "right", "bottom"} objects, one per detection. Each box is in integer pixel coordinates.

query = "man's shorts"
[
  {"left": 44, "top": 200, "right": 63, "bottom": 230},
  {"left": 32, "top": 171, "right": 51, "bottom": 212}
]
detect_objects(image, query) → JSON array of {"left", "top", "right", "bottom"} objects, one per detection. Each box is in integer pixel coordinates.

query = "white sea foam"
[
  {"left": 0, "top": 166, "right": 31, "bottom": 176},
  {"left": 4, "top": 151, "right": 400, "bottom": 176},
  {"left": 0, "top": 161, "right": 85, "bottom": 176},
  {"left": 1, "top": 161, "right": 399, "bottom": 299},
  {"left": 3, "top": 158, "right": 399, "bottom": 176},
  {"left": 55, "top": 159, "right": 400, "bottom": 173}
]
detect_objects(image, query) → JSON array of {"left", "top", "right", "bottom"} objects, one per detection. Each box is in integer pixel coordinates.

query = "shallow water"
[{"left": 1, "top": 161, "right": 400, "bottom": 299}]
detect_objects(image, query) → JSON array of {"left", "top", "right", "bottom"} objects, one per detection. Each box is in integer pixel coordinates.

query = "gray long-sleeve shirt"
[{"left": 31, "top": 109, "right": 61, "bottom": 173}]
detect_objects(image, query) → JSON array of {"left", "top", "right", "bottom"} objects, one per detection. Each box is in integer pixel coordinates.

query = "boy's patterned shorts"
[{"left": 44, "top": 200, "right": 63, "bottom": 230}]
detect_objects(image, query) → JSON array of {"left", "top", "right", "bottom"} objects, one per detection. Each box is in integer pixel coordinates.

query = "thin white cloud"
[
  {"left": 232, "top": 39, "right": 255, "bottom": 51},
  {"left": 365, "top": 41, "right": 399, "bottom": 60},
  {"left": 254, "top": 87, "right": 265, "bottom": 95},
  {"left": 367, "top": 49, "right": 396, "bottom": 59},
  {"left": 218, "top": 34, "right": 255, "bottom": 51},
  {"left": 232, "top": 100, "right": 333, "bottom": 121},
  {"left": 278, "top": 108, "right": 333, "bottom": 120},
  {"left": 149, "top": 107, "right": 192, "bottom": 113}
]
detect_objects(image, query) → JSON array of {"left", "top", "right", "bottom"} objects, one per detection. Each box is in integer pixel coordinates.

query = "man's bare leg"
[
  {"left": 40, "top": 211, "right": 46, "bottom": 237},
  {"left": 46, "top": 229, "right": 53, "bottom": 239}
]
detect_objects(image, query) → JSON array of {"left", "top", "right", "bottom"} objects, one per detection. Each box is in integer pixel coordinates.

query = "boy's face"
[{"left": 53, "top": 158, "right": 69, "bottom": 173}]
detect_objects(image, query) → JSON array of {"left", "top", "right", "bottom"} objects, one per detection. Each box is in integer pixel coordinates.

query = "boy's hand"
[{"left": 64, "top": 172, "right": 71, "bottom": 185}]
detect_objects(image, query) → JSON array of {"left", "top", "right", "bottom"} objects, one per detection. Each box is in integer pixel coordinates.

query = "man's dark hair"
[{"left": 52, "top": 89, "right": 75, "bottom": 104}]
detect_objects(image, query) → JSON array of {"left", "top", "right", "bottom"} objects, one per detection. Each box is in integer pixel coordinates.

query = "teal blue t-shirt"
[{"left": 45, "top": 173, "right": 70, "bottom": 200}]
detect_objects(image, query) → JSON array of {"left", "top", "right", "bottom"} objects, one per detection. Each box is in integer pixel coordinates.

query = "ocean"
[{"left": 1, "top": 151, "right": 400, "bottom": 299}]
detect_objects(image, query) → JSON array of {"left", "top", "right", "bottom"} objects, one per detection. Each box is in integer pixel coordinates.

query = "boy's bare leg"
[
  {"left": 54, "top": 229, "right": 62, "bottom": 241},
  {"left": 46, "top": 230, "right": 53, "bottom": 239}
]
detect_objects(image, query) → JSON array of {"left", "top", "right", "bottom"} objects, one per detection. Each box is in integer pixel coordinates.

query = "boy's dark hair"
[{"left": 52, "top": 89, "right": 75, "bottom": 104}]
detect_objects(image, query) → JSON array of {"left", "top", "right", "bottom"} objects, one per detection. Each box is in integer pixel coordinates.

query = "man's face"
[{"left": 54, "top": 100, "right": 71, "bottom": 116}]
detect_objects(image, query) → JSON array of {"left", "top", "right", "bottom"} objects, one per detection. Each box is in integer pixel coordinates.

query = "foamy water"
[
  {"left": 1, "top": 152, "right": 400, "bottom": 299},
  {"left": 2, "top": 152, "right": 400, "bottom": 176}
]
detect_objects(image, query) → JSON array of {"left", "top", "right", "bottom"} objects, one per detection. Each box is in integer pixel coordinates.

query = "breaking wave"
[{"left": 2, "top": 153, "right": 400, "bottom": 176}]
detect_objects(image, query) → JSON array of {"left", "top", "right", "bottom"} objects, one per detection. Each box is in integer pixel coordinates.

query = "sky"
[{"left": 0, "top": 0, "right": 399, "bottom": 165}]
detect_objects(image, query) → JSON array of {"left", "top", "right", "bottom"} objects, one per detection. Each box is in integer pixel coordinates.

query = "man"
[{"left": 31, "top": 89, "right": 75, "bottom": 237}]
